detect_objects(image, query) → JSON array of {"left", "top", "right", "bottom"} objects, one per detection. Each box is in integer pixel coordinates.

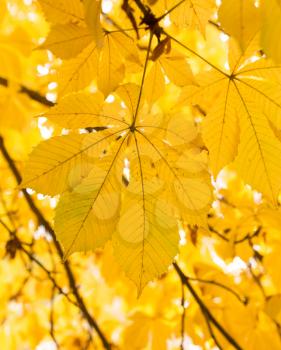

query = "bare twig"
[
  {"left": 0, "top": 77, "right": 54, "bottom": 107},
  {"left": 0, "top": 136, "right": 112, "bottom": 350},
  {"left": 185, "top": 275, "right": 247, "bottom": 304},
  {"left": 173, "top": 262, "right": 244, "bottom": 350},
  {"left": 180, "top": 282, "right": 186, "bottom": 350},
  {"left": 50, "top": 285, "right": 60, "bottom": 348}
]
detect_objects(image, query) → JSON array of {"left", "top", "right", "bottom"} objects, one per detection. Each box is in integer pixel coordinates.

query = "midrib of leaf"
[
  {"left": 238, "top": 65, "right": 281, "bottom": 75},
  {"left": 214, "top": 79, "right": 232, "bottom": 169},
  {"left": 233, "top": 80, "right": 275, "bottom": 201},
  {"left": 23, "top": 128, "right": 128, "bottom": 187},
  {"left": 46, "top": 112, "right": 130, "bottom": 126},
  {"left": 136, "top": 125, "right": 187, "bottom": 142},
  {"left": 180, "top": 76, "right": 226, "bottom": 104},
  {"left": 189, "top": 0, "right": 204, "bottom": 33},
  {"left": 45, "top": 33, "right": 93, "bottom": 47},
  {"left": 106, "top": 35, "right": 111, "bottom": 90},
  {"left": 40, "top": 0, "right": 84, "bottom": 22},
  {"left": 132, "top": 31, "right": 153, "bottom": 126},
  {"left": 133, "top": 133, "right": 146, "bottom": 290},
  {"left": 230, "top": 30, "right": 260, "bottom": 74},
  {"left": 64, "top": 133, "right": 128, "bottom": 257},
  {"left": 165, "top": 32, "right": 229, "bottom": 78},
  {"left": 61, "top": 42, "right": 98, "bottom": 95},
  {"left": 235, "top": 76, "right": 281, "bottom": 111}
]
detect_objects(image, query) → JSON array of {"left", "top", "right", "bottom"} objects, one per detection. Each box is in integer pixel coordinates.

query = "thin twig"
[
  {"left": 186, "top": 275, "right": 247, "bottom": 304},
  {"left": 201, "top": 308, "right": 223, "bottom": 350},
  {"left": 173, "top": 262, "right": 244, "bottom": 350},
  {"left": 0, "top": 77, "right": 54, "bottom": 107},
  {"left": 180, "top": 282, "right": 186, "bottom": 350},
  {"left": 0, "top": 136, "right": 112, "bottom": 350},
  {"left": 50, "top": 285, "right": 60, "bottom": 348}
]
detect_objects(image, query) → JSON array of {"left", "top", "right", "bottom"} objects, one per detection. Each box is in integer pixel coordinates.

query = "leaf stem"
[{"left": 132, "top": 30, "right": 153, "bottom": 127}]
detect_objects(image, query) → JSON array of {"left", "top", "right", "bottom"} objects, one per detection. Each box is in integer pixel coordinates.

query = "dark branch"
[
  {"left": 173, "top": 262, "right": 244, "bottom": 350},
  {"left": 0, "top": 136, "right": 112, "bottom": 350},
  {"left": 180, "top": 282, "right": 186, "bottom": 350},
  {"left": 0, "top": 77, "right": 54, "bottom": 107}
]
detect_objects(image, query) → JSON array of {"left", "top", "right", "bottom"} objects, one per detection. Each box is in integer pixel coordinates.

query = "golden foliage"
[{"left": 1, "top": 0, "right": 281, "bottom": 349}]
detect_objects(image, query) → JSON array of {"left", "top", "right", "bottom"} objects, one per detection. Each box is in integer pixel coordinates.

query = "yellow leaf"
[
  {"left": 38, "top": 0, "right": 84, "bottom": 24},
  {"left": 218, "top": 0, "right": 261, "bottom": 51},
  {"left": 160, "top": 52, "right": 194, "bottom": 86},
  {"left": 45, "top": 91, "right": 104, "bottom": 128},
  {"left": 23, "top": 82, "right": 212, "bottom": 292},
  {"left": 57, "top": 41, "right": 99, "bottom": 96},
  {"left": 143, "top": 61, "right": 165, "bottom": 106},
  {"left": 261, "top": 0, "right": 281, "bottom": 63},
  {"left": 57, "top": 32, "right": 126, "bottom": 96},
  {"left": 21, "top": 132, "right": 119, "bottom": 195},
  {"left": 202, "top": 78, "right": 239, "bottom": 176},
  {"left": 234, "top": 98, "right": 281, "bottom": 204},
  {"left": 97, "top": 34, "right": 125, "bottom": 96},
  {"left": 40, "top": 24, "right": 93, "bottom": 59},
  {"left": 0, "top": 45, "right": 22, "bottom": 82},
  {"left": 167, "top": 0, "right": 216, "bottom": 34},
  {"left": 55, "top": 155, "right": 122, "bottom": 256},
  {"left": 181, "top": 38, "right": 281, "bottom": 202},
  {"left": 83, "top": 0, "right": 103, "bottom": 48}
]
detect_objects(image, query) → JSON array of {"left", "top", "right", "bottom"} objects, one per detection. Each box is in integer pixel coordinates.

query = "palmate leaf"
[
  {"left": 37, "top": 0, "right": 140, "bottom": 97},
  {"left": 22, "top": 83, "right": 212, "bottom": 293},
  {"left": 56, "top": 32, "right": 136, "bottom": 96},
  {"left": 180, "top": 37, "right": 281, "bottom": 204}
]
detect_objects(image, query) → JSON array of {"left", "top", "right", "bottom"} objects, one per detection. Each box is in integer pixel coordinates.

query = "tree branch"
[
  {"left": 173, "top": 262, "right": 244, "bottom": 350},
  {"left": 180, "top": 282, "right": 186, "bottom": 350},
  {"left": 0, "top": 136, "right": 112, "bottom": 350},
  {"left": 0, "top": 77, "right": 54, "bottom": 107}
]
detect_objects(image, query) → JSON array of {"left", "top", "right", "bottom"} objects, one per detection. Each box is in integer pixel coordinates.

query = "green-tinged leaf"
[
  {"left": 23, "top": 83, "right": 212, "bottom": 292},
  {"left": 55, "top": 143, "right": 124, "bottom": 256},
  {"left": 21, "top": 131, "right": 122, "bottom": 196}
]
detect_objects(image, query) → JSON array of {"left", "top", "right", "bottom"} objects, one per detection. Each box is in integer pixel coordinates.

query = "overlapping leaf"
[
  {"left": 218, "top": 0, "right": 261, "bottom": 50},
  {"left": 181, "top": 38, "right": 281, "bottom": 203},
  {"left": 22, "top": 82, "right": 212, "bottom": 292},
  {"left": 38, "top": 0, "right": 140, "bottom": 98},
  {"left": 165, "top": 0, "right": 216, "bottom": 34}
]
